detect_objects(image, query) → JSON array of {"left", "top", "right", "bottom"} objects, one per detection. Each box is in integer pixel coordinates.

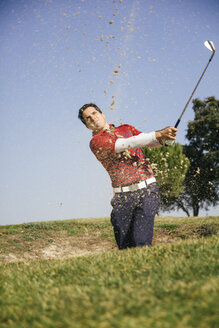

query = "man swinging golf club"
[
  {"left": 78, "top": 40, "right": 215, "bottom": 250},
  {"left": 78, "top": 103, "right": 177, "bottom": 249}
]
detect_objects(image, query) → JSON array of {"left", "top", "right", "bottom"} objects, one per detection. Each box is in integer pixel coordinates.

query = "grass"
[
  {"left": 0, "top": 216, "right": 219, "bottom": 328},
  {"left": 157, "top": 223, "right": 179, "bottom": 230}
]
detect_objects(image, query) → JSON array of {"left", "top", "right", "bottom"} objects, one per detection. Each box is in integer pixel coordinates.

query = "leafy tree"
[
  {"left": 143, "top": 143, "right": 190, "bottom": 212},
  {"left": 175, "top": 97, "right": 219, "bottom": 216}
]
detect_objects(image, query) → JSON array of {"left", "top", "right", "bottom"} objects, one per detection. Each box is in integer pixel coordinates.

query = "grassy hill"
[{"left": 0, "top": 216, "right": 218, "bottom": 327}]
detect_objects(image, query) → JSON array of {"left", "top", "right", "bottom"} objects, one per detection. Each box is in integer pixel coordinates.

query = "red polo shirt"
[{"left": 90, "top": 124, "right": 154, "bottom": 188}]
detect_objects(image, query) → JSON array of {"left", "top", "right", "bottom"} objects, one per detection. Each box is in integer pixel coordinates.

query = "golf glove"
[{"left": 161, "top": 138, "right": 175, "bottom": 146}]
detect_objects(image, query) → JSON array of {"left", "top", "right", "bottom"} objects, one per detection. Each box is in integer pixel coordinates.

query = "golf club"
[
  {"left": 164, "top": 40, "right": 216, "bottom": 146},
  {"left": 174, "top": 40, "right": 216, "bottom": 128}
]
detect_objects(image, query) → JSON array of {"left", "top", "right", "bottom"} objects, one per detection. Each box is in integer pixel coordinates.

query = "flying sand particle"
[{"left": 113, "top": 67, "right": 119, "bottom": 75}]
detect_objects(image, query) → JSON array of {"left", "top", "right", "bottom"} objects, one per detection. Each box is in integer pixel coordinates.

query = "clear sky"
[{"left": 0, "top": 0, "right": 218, "bottom": 225}]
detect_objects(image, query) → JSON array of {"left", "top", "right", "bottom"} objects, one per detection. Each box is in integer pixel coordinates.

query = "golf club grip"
[{"left": 175, "top": 119, "right": 180, "bottom": 128}]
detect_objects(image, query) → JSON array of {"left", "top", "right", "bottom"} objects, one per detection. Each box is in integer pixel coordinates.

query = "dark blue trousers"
[{"left": 110, "top": 183, "right": 160, "bottom": 249}]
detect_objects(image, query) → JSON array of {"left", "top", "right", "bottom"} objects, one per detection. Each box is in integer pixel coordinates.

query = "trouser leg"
[
  {"left": 132, "top": 183, "right": 160, "bottom": 247},
  {"left": 110, "top": 193, "right": 135, "bottom": 249}
]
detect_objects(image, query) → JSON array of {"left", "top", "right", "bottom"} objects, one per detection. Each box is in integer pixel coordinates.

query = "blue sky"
[{"left": 0, "top": 0, "right": 218, "bottom": 225}]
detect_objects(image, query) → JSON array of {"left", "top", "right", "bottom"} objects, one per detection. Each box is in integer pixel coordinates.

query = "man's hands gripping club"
[{"left": 155, "top": 126, "right": 178, "bottom": 146}]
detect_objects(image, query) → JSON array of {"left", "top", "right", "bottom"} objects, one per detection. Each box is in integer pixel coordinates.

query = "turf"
[{"left": 0, "top": 216, "right": 218, "bottom": 328}]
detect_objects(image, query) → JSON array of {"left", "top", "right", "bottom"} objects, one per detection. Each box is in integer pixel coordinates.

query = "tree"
[
  {"left": 143, "top": 143, "right": 190, "bottom": 212},
  {"left": 175, "top": 97, "right": 219, "bottom": 216}
]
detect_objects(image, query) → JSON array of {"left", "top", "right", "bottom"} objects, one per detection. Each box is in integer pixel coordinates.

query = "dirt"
[
  {"left": 0, "top": 225, "right": 217, "bottom": 263},
  {"left": 0, "top": 231, "right": 117, "bottom": 263}
]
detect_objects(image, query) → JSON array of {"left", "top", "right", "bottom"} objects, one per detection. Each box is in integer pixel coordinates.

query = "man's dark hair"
[{"left": 78, "top": 103, "right": 102, "bottom": 125}]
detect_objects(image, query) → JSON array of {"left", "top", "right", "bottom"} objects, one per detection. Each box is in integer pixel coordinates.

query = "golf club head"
[{"left": 204, "top": 40, "right": 216, "bottom": 53}]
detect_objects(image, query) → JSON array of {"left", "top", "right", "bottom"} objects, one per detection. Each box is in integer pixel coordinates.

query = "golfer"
[{"left": 78, "top": 103, "right": 177, "bottom": 249}]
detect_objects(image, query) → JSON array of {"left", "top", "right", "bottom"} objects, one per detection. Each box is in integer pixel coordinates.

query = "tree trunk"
[
  {"left": 182, "top": 207, "right": 190, "bottom": 217},
  {"left": 177, "top": 199, "right": 190, "bottom": 216},
  {"left": 193, "top": 203, "right": 199, "bottom": 216}
]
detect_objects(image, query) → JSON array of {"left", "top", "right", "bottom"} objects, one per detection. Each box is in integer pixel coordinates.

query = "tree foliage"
[
  {"left": 176, "top": 97, "right": 219, "bottom": 216},
  {"left": 143, "top": 97, "right": 218, "bottom": 217},
  {"left": 143, "top": 143, "right": 189, "bottom": 212}
]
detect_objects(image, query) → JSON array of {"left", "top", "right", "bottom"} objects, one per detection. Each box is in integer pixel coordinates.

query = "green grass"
[
  {"left": 157, "top": 223, "right": 179, "bottom": 230},
  {"left": 0, "top": 217, "right": 219, "bottom": 328}
]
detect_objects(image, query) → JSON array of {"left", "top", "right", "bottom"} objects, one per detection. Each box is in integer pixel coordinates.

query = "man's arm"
[{"left": 115, "top": 127, "right": 177, "bottom": 153}]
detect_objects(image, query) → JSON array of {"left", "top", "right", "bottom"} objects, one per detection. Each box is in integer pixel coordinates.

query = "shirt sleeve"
[
  {"left": 126, "top": 124, "right": 142, "bottom": 136},
  {"left": 115, "top": 132, "right": 157, "bottom": 153},
  {"left": 90, "top": 132, "right": 117, "bottom": 161}
]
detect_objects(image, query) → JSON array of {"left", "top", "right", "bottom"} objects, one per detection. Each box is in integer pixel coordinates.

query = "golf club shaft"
[{"left": 174, "top": 52, "right": 215, "bottom": 128}]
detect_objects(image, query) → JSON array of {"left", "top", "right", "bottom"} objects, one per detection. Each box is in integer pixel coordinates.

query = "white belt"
[{"left": 114, "top": 177, "right": 156, "bottom": 193}]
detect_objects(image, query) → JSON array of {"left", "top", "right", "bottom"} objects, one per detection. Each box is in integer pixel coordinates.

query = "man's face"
[{"left": 82, "top": 107, "right": 108, "bottom": 132}]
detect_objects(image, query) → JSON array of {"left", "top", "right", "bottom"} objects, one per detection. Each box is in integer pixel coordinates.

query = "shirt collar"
[{"left": 92, "top": 124, "right": 115, "bottom": 136}]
